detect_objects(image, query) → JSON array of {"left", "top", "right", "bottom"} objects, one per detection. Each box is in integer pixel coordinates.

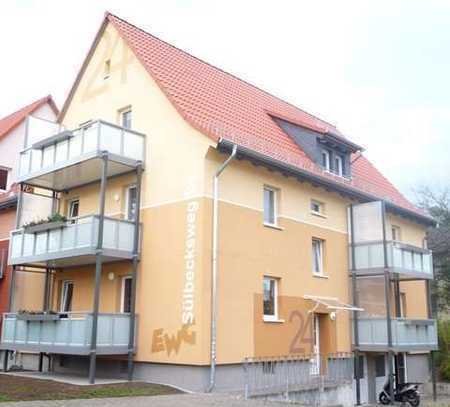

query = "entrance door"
[
  {"left": 310, "top": 314, "right": 320, "bottom": 374},
  {"left": 395, "top": 353, "right": 407, "bottom": 385}
]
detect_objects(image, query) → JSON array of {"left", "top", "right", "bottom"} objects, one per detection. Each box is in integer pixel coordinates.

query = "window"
[
  {"left": 68, "top": 199, "right": 79, "bottom": 223},
  {"left": 312, "top": 238, "right": 324, "bottom": 275},
  {"left": 400, "top": 292, "right": 407, "bottom": 317},
  {"left": 0, "top": 249, "right": 7, "bottom": 278},
  {"left": 321, "top": 150, "right": 331, "bottom": 171},
  {"left": 334, "top": 155, "right": 343, "bottom": 176},
  {"left": 121, "top": 108, "right": 132, "bottom": 129},
  {"left": 125, "top": 185, "right": 138, "bottom": 221},
  {"left": 60, "top": 281, "right": 74, "bottom": 312},
  {"left": 104, "top": 59, "right": 111, "bottom": 79},
  {"left": 391, "top": 225, "right": 401, "bottom": 242},
  {"left": 0, "top": 169, "right": 8, "bottom": 190},
  {"left": 311, "top": 199, "right": 324, "bottom": 215},
  {"left": 263, "top": 187, "right": 277, "bottom": 226},
  {"left": 121, "top": 276, "right": 132, "bottom": 313},
  {"left": 263, "top": 277, "right": 278, "bottom": 321}
]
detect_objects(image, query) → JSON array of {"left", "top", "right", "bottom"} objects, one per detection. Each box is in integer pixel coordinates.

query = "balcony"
[
  {"left": 355, "top": 318, "right": 438, "bottom": 351},
  {"left": 351, "top": 241, "right": 433, "bottom": 280},
  {"left": 18, "top": 119, "right": 145, "bottom": 191},
  {"left": 9, "top": 215, "right": 138, "bottom": 267},
  {"left": 0, "top": 312, "right": 132, "bottom": 355}
]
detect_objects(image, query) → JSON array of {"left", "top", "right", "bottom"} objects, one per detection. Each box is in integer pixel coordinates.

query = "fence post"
[{"left": 243, "top": 357, "right": 249, "bottom": 399}]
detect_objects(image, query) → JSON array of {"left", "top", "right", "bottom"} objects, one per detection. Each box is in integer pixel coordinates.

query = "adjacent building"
[{"left": 0, "top": 13, "right": 437, "bottom": 404}]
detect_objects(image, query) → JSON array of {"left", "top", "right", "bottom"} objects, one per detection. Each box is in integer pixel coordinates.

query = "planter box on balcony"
[
  {"left": 16, "top": 313, "right": 60, "bottom": 321},
  {"left": 24, "top": 221, "right": 65, "bottom": 234}
]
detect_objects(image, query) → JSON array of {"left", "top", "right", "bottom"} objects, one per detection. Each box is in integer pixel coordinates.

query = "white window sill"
[
  {"left": 263, "top": 317, "right": 285, "bottom": 323},
  {"left": 263, "top": 222, "right": 284, "bottom": 231},
  {"left": 311, "top": 211, "right": 327, "bottom": 219},
  {"left": 313, "top": 274, "right": 329, "bottom": 279}
]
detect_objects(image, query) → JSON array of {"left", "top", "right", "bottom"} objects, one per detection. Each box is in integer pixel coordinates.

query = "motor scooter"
[{"left": 379, "top": 374, "right": 421, "bottom": 406}]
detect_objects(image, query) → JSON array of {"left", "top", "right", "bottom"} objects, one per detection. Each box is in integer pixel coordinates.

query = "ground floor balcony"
[
  {"left": 9, "top": 215, "right": 138, "bottom": 267},
  {"left": 351, "top": 241, "right": 433, "bottom": 280},
  {"left": 0, "top": 312, "right": 132, "bottom": 355},
  {"left": 354, "top": 317, "right": 438, "bottom": 351}
]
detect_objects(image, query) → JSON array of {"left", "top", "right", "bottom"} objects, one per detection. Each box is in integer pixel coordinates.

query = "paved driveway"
[{"left": 0, "top": 393, "right": 280, "bottom": 407}]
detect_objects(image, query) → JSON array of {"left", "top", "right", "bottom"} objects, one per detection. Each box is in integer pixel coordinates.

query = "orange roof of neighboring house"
[
  {"left": 0, "top": 95, "right": 59, "bottom": 141},
  {"left": 60, "top": 12, "right": 430, "bottom": 222},
  {"left": 0, "top": 184, "right": 18, "bottom": 210}
]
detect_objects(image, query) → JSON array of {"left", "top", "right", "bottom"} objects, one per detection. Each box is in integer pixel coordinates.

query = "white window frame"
[
  {"left": 263, "top": 276, "right": 279, "bottom": 322},
  {"left": 312, "top": 238, "right": 324, "bottom": 276},
  {"left": 125, "top": 184, "right": 137, "bottom": 221},
  {"left": 60, "top": 280, "right": 74, "bottom": 313},
  {"left": 263, "top": 186, "right": 278, "bottom": 227},
  {"left": 121, "top": 276, "right": 133, "bottom": 313},
  {"left": 120, "top": 107, "right": 132, "bottom": 130},
  {"left": 321, "top": 150, "right": 331, "bottom": 171},
  {"left": 311, "top": 199, "right": 325, "bottom": 216},
  {"left": 334, "top": 155, "right": 343, "bottom": 176},
  {"left": 68, "top": 198, "right": 80, "bottom": 223},
  {"left": 391, "top": 225, "right": 401, "bottom": 242}
]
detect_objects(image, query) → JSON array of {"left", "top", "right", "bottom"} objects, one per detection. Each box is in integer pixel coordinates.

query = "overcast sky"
[{"left": 1, "top": 0, "right": 448, "bottom": 200}]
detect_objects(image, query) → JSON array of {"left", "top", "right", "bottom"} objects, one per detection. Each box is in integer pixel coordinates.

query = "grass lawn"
[{"left": 0, "top": 374, "right": 180, "bottom": 402}]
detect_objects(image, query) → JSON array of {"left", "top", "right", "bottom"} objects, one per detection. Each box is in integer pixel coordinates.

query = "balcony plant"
[
  {"left": 23, "top": 213, "right": 67, "bottom": 234},
  {"left": 16, "top": 309, "right": 60, "bottom": 321}
]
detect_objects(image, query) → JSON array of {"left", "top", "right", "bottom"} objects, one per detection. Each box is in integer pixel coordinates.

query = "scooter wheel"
[
  {"left": 379, "top": 393, "right": 391, "bottom": 405},
  {"left": 408, "top": 394, "right": 420, "bottom": 407}
]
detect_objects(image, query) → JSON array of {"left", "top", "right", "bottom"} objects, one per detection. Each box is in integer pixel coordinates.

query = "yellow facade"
[{"left": 22, "top": 20, "right": 430, "bottom": 368}]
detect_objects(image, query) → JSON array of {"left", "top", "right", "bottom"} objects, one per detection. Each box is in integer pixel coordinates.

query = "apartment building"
[
  {"left": 0, "top": 13, "right": 437, "bottom": 402},
  {"left": 0, "top": 96, "right": 58, "bottom": 330}
]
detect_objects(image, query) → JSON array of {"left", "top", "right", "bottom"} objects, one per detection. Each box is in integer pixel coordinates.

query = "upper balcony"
[
  {"left": 355, "top": 317, "right": 438, "bottom": 352},
  {"left": 18, "top": 117, "right": 145, "bottom": 191},
  {"left": 351, "top": 240, "right": 433, "bottom": 280},
  {"left": 9, "top": 215, "right": 138, "bottom": 268}
]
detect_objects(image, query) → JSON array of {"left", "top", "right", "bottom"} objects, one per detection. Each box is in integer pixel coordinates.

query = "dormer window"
[
  {"left": 321, "top": 150, "right": 331, "bottom": 171},
  {"left": 335, "top": 155, "right": 343, "bottom": 176}
]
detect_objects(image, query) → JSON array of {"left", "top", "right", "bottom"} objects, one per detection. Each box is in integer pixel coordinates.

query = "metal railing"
[
  {"left": 351, "top": 240, "right": 433, "bottom": 277},
  {"left": 9, "top": 214, "right": 137, "bottom": 263},
  {"left": 356, "top": 317, "right": 438, "bottom": 349},
  {"left": 1, "top": 312, "right": 132, "bottom": 354},
  {"left": 19, "top": 119, "right": 145, "bottom": 178},
  {"left": 243, "top": 353, "right": 353, "bottom": 403}
]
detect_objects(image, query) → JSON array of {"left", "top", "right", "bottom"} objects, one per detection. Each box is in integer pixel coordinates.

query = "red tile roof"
[
  {"left": 63, "top": 13, "right": 428, "bottom": 220},
  {"left": 0, "top": 95, "right": 59, "bottom": 141}
]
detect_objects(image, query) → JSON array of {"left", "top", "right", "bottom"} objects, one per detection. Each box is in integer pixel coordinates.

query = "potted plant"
[
  {"left": 23, "top": 213, "right": 67, "bottom": 234},
  {"left": 16, "top": 310, "right": 60, "bottom": 321}
]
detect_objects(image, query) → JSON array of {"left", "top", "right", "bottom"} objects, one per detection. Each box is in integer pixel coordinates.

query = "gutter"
[
  {"left": 217, "top": 139, "right": 435, "bottom": 227},
  {"left": 207, "top": 143, "right": 237, "bottom": 393}
]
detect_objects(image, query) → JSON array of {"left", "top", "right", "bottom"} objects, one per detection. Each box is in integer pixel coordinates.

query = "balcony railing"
[
  {"left": 18, "top": 119, "right": 145, "bottom": 190},
  {"left": 355, "top": 317, "right": 438, "bottom": 351},
  {"left": 351, "top": 241, "right": 433, "bottom": 279},
  {"left": 0, "top": 312, "right": 132, "bottom": 355},
  {"left": 9, "top": 215, "right": 137, "bottom": 267}
]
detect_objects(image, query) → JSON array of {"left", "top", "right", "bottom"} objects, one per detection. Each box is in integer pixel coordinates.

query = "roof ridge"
[{"left": 105, "top": 12, "right": 338, "bottom": 132}]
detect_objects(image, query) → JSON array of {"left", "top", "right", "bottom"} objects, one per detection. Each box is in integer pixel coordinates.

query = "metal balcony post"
[
  {"left": 88, "top": 152, "right": 108, "bottom": 385},
  {"left": 381, "top": 201, "right": 394, "bottom": 402},
  {"left": 127, "top": 162, "right": 143, "bottom": 381},
  {"left": 427, "top": 280, "right": 437, "bottom": 401},
  {"left": 349, "top": 204, "right": 361, "bottom": 405}
]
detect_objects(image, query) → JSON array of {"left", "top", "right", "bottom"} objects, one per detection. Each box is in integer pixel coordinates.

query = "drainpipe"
[{"left": 207, "top": 143, "right": 237, "bottom": 393}]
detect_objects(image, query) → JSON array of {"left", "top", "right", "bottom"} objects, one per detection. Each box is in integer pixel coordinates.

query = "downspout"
[{"left": 207, "top": 142, "right": 238, "bottom": 392}]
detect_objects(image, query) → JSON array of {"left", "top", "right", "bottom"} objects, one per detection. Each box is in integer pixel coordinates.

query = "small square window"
[
  {"left": 263, "top": 187, "right": 277, "bottom": 226},
  {"left": 311, "top": 200, "right": 324, "bottom": 215},
  {"left": 312, "top": 238, "right": 324, "bottom": 276},
  {"left": 104, "top": 59, "right": 111, "bottom": 79},
  {"left": 263, "top": 277, "right": 278, "bottom": 321}
]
